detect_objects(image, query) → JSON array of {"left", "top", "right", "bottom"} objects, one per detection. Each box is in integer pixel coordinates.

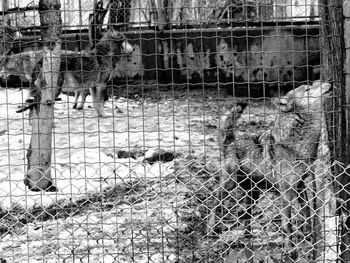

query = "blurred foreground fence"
[{"left": 0, "top": 0, "right": 349, "bottom": 263}]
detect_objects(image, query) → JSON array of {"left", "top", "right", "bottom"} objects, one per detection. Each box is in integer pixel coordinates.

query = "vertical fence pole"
[
  {"left": 343, "top": 2, "right": 350, "bottom": 161},
  {"left": 341, "top": 1, "right": 350, "bottom": 261},
  {"left": 0, "top": 0, "right": 8, "bottom": 12},
  {"left": 319, "top": 1, "right": 346, "bottom": 161},
  {"left": 320, "top": 1, "right": 350, "bottom": 261},
  {"left": 0, "top": 0, "right": 9, "bottom": 25},
  {"left": 25, "top": 0, "right": 61, "bottom": 191}
]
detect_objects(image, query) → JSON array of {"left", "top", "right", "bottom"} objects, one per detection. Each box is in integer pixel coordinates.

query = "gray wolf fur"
[
  {"left": 55, "top": 29, "right": 133, "bottom": 116},
  {"left": 2, "top": 29, "right": 133, "bottom": 116},
  {"left": 0, "top": 50, "right": 44, "bottom": 83},
  {"left": 209, "top": 80, "right": 332, "bottom": 257},
  {"left": 0, "top": 50, "right": 90, "bottom": 111},
  {"left": 0, "top": 25, "right": 22, "bottom": 58}
]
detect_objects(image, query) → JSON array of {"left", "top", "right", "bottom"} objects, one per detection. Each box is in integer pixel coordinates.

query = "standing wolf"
[
  {"left": 209, "top": 80, "right": 332, "bottom": 257},
  {"left": 24, "top": 30, "right": 133, "bottom": 191},
  {"left": 19, "top": 29, "right": 133, "bottom": 119},
  {"left": 49, "top": 29, "right": 133, "bottom": 117}
]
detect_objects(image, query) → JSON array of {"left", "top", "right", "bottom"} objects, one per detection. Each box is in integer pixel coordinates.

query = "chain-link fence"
[{"left": 0, "top": 0, "right": 348, "bottom": 262}]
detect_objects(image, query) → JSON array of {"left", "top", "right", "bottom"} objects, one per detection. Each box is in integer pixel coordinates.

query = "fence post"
[
  {"left": 343, "top": 2, "right": 350, "bottom": 161},
  {"left": 25, "top": 0, "right": 62, "bottom": 191},
  {"left": 0, "top": 0, "right": 8, "bottom": 24},
  {"left": 341, "top": 1, "right": 350, "bottom": 261},
  {"left": 320, "top": 1, "right": 350, "bottom": 261},
  {"left": 0, "top": 0, "right": 8, "bottom": 12}
]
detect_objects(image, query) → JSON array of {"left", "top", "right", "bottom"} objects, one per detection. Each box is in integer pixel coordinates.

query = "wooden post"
[
  {"left": 24, "top": 0, "right": 62, "bottom": 191},
  {"left": 0, "top": 0, "right": 8, "bottom": 25},
  {"left": 340, "top": 1, "right": 350, "bottom": 260},
  {"left": 0, "top": 0, "right": 8, "bottom": 12},
  {"left": 319, "top": 1, "right": 346, "bottom": 161},
  {"left": 343, "top": 2, "right": 350, "bottom": 161},
  {"left": 320, "top": 0, "right": 350, "bottom": 261}
]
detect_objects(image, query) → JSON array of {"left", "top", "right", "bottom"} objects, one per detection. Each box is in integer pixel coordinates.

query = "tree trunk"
[
  {"left": 340, "top": 1, "right": 350, "bottom": 260},
  {"left": 89, "top": 0, "right": 108, "bottom": 49},
  {"left": 25, "top": 0, "right": 62, "bottom": 191},
  {"left": 0, "top": 0, "right": 9, "bottom": 24},
  {"left": 0, "top": 0, "right": 8, "bottom": 12},
  {"left": 320, "top": 0, "right": 349, "bottom": 261}
]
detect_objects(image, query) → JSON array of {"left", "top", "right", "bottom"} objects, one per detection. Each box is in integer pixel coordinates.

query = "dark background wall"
[{"left": 12, "top": 25, "right": 321, "bottom": 96}]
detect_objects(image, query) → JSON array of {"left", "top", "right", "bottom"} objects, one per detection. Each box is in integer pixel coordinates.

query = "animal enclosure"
[{"left": 0, "top": 0, "right": 349, "bottom": 263}]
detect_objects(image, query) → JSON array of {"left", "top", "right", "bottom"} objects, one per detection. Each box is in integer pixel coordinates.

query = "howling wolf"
[{"left": 209, "top": 80, "right": 332, "bottom": 256}]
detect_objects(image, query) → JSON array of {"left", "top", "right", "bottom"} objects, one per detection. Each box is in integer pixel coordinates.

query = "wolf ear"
[
  {"left": 272, "top": 97, "right": 293, "bottom": 112},
  {"left": 8, "top": 27, "right": 22, "bottom": 39},
  {"left": 109, "top": 28, "right": 124, "bottom": 40},
  {"left": 110, "top": 28, "right": 119, "bottom": 37}
]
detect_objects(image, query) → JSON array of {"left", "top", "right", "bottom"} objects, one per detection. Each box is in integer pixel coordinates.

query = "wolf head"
[
  {"left": 97, "top": 29, "right": 133, "bottom": 56},
  {"left": 0, "top": 26, "right": 22, "bottom": 57},
  {"left": 273, "top": 81, "right": 332, "bottom": 112},
  {"left": 95, "top": 29, "right": 134, "bottom": 73}
]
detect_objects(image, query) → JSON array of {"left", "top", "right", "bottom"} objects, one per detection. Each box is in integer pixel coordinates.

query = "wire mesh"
[{"left": 0, "top": 0, "right": 348, "bottom": 263}]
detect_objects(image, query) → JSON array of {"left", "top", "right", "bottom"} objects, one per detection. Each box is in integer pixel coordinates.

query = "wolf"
[
  {"left": 1, "top": 50, "right": 92, "bottom": 112},
  {"left": 0, "top": 25, "right": 22, "bottom": 58},
  {"left": 208, "top": 80, "right": 332, "bottom": 256},
  {"left": 0, "top": 49, "right": 84, "bottom": 108},
  {"left": 0, "top": 50, "right": 44, "bottom": 83},
  {"left": 56, "top": 29, "right": 133, "bottom": 116},
  {"left": 4, "top": 29, "right": 133, "bottom": 116},
  {"left": 0, "top": 24, "right": 31, "bottom": 82},
  {"left": 23, "top": 29, "right": 133, "bottom": 191}
]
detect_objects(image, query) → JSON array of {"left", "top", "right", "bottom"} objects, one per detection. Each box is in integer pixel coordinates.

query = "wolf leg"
[
  {"left": 280, "top": 186, "right": 299, "bottom": 259},
  {"left": 91, "top": 84, "right": 107, "bottom": 117},
  {"left": 296, "top": 180, "right": 312, "bottom": 238},
  {"left": 76, "top": 90, "right": 88, "bottom": 110},
  {"left": 79, "top": 90, "right": 88, "bottom": 109},
  {"left": 208, "top": 103, "right": 247, "bottom": 233},
  {"left": 73, "top": 90, "right": 80, "bottom": 109},
  {"left": 207, "top": 161, "right": 238, "bottom": 233}
]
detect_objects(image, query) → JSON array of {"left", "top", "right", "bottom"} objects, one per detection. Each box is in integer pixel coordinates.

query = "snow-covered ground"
[
  {"left": 0, "top": 87, "right": 228, "bottom": 210},
  {"left": 0, "top": 86, "right": 227, "bottom": 263},
  {"left": 0, "top": 86, "right": 281, "bottom": 263}
]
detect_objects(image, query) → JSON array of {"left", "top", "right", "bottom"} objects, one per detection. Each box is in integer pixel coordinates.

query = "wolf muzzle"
[{"left": 121, "top": 41, "right": 134, "bottom": 54}]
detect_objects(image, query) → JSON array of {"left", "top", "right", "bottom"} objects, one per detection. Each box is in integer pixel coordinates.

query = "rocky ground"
[{"left": 0, "top": 84, "right": 313, "bottom": 262}]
